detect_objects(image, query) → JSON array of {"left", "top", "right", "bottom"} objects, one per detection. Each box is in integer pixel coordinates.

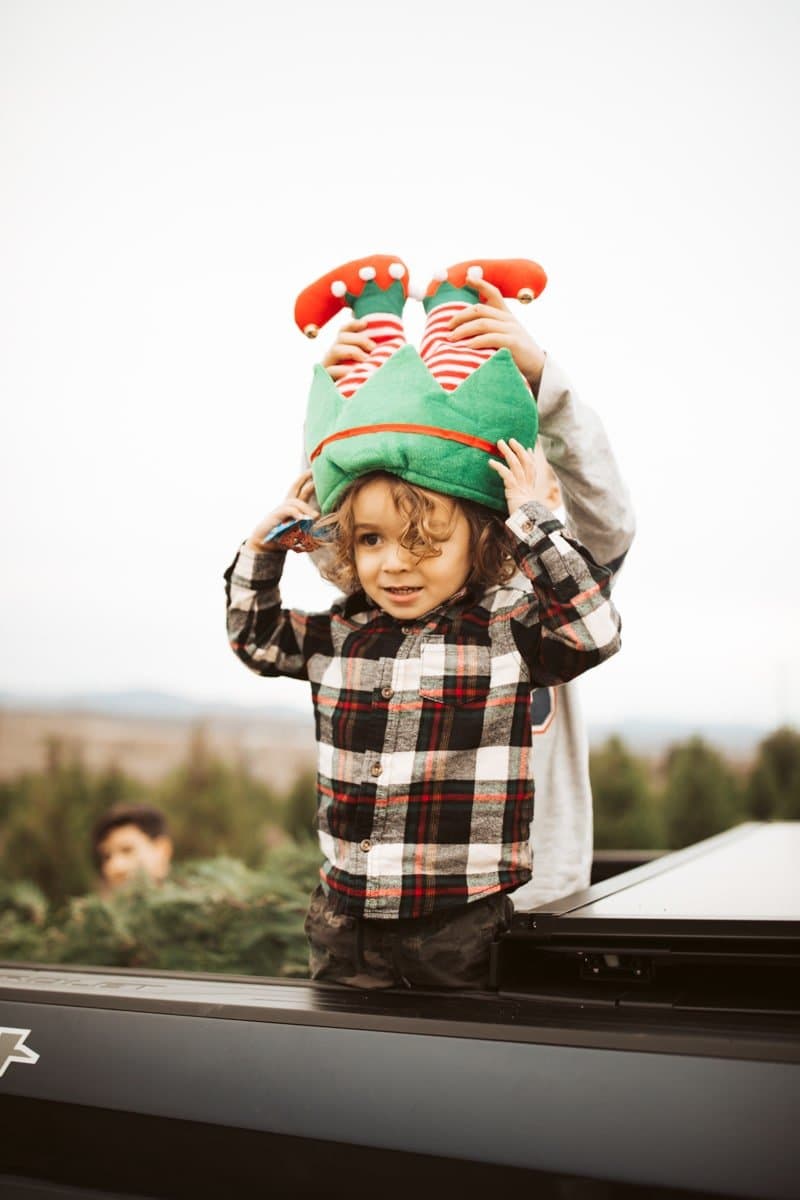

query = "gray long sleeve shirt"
[{"left": 511, "top": 357, "right": 635, "bottom": 909}]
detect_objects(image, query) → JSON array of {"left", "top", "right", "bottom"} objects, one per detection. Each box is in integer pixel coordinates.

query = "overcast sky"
[{"left": 2, "top": 0, "right": 799, "bottom": 730}]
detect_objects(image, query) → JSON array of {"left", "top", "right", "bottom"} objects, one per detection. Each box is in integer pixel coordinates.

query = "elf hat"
[{"left": 305, "top": 344, "right": 538, "bottom": 514}]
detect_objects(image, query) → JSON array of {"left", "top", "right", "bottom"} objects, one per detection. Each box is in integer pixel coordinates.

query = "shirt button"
[
  {"left": 401, "top": 626, "right": 412, "bottom": 635},
  {"left": 522, "top": 520, "right": 534, "bottom": 534},
  {"left": 370, "top": 762, "right": 382, "bottom": 777},
  {"left": 381, "top": 686, "right": 394, "bottom": 700},
  {"left": 359, "top": 839, "right": 372, "bottom": 853}
]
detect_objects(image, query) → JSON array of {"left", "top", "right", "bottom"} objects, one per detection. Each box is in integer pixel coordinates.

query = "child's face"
[
  {"left": 352, "top": 478, "right": 472, "bottom": 620},
  {"left": 97, "top": 823, "right": 172, "bottom": 890}
]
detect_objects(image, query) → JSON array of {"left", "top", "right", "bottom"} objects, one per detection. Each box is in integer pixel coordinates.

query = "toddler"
[{"left": 226, "top": 374, "right": 621, "bottom": 988}]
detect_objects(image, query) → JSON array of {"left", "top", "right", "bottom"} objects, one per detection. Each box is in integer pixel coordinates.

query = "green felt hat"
[{"left": 305, "top": 345, "right": 538, "bottom": 514}]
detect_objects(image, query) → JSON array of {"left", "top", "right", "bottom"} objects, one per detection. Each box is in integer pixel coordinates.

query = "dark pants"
[{"left": 304, "top": 885, "right": 513, "bottom": 990}]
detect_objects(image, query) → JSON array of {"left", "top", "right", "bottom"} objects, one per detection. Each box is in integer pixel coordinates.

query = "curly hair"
[{"left": 315, "top": 472, "right": 516, "bottom": 595}]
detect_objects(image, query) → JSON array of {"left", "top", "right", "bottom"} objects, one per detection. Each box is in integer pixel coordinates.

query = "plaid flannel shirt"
[{"left": 225, "top": 501, "right": 621, "bottom": 919}]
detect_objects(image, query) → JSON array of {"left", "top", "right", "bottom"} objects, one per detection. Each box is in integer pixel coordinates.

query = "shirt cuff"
[
  {"left": 506, "top": 500, "right": 562, "bottom": 544},
  {"left": 231, "top": 542, "right": 286, "bottom": 583}
]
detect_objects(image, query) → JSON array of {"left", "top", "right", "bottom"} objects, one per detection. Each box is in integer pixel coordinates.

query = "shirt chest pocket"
[{"left": 418, "top": 636, "right": 492, "bottom": 707}]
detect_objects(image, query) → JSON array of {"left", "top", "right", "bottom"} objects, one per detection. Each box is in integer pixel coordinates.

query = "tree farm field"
[{"left": 0, "top": 706, "right": 317, "bottom": 793}]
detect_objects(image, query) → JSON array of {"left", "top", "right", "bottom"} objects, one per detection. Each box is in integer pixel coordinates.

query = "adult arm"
[
  {"left": 536, "top": 357, "right": 635, "bottom": 578},
  {"left": 447, "top": 278, "right": 635, "bottom": 576}
]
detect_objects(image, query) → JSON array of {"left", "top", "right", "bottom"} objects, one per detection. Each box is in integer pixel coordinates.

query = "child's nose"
[
  {"left": 107, "top": 856, "right": 129, "bottom": 881},
  {"left": 384, "top": 541, "right": 413, "bottom": 570}
]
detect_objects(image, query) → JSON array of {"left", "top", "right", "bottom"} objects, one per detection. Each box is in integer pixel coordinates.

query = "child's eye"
[{"left": 358, "top": 532, "right": 381, "bottom": 546}]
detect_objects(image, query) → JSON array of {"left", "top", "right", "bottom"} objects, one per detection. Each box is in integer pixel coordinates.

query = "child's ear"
[{"left": 154, "top": 835, "right": 173, "bottom": 875}]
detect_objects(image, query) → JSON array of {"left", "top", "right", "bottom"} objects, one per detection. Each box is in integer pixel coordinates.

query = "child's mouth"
[{"left": 383, "top": 586, "right": 422, "bottom": 601}]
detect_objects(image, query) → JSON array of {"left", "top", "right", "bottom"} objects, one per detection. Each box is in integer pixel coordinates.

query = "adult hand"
[
  {"left": 488, "top": 439, "right": 538, "bottom": 515},
  {"left": 321, "top": 319, "right": 376, "bottom": 380},
  {"left": 245, "top": 470, "right": 319, "bottom": 552},
  {"left": 447, "top": 277, "right": 546, "bottom": 393}
]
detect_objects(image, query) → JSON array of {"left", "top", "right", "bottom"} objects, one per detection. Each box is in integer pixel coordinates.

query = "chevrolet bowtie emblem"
[{"left": 0, "top": 1027, "right": 40, "bottom": 1078}]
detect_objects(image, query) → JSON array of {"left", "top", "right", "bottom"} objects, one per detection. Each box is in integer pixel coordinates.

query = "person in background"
[
  {"left": 92, "top": 803, "right": 173, "bottom": 893},
  {"left": 321, "top": 272, "right": 635, "bottom": 909}
]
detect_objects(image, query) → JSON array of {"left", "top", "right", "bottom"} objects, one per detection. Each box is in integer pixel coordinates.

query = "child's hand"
[
  {"left": 488, "top": 439, "right": 538, "bottom": 515},
  {"left": 245, "top": 471, "right": 319, "bottom": 552},
  {"left": 447, "top": 278, "right": 546, "bottom": 392},
  {"left": 322, "top": 319, "right": 376, "bottom": 380}
]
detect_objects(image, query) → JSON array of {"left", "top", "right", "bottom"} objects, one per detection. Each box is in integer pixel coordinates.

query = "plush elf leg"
[
  {"left": 420, "top": 258, "right": 547, "bottom": 391},
  {"left": 294, "top": 255, "right": 409, "bottom": 399},
  {"left": 334, "top": 310, "right": 406, "bottom": 400}
]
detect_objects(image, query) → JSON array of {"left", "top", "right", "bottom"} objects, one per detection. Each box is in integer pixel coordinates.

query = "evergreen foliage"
[
  {"left": 661, "top": 736, "right": 741, "bottom": 848},
  {"left": 1, "top": 720, "right": 798, "bottom": 977},
  {"left": 590, "top": 735, "right": 662, "bottom": 848},
  {"left": 0, "top": 729, "right": 288, "bottom": 901},
  {"left": 744, "top": 726, "right": 800, "bottom": 820},
  {"left": 284, "top": 769, "right": 318, "bottom": 843},
  {"left": 0, "top": 881, "right": 49, "bottom": 961},
  {"left": 154, "top": 726, "right": 283, "bottom": 865},
  {"left": 1, "top": 847, "right": 320, "bottom": 977},
  {"left": 1, "top": 742, "right": 145, "bottom": 903}
]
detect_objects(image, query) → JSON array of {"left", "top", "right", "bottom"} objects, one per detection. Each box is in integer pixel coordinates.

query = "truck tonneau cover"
[{"left": 1, "top": 822, "right": 798, "bottom": 1199}]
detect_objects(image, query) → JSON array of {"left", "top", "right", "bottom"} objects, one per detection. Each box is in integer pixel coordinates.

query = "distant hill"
[
  {"left": 585, "top": 719, "right": 773, "bottom": 760},
  {"left": 0, "top": 689, "right": 780, "bottom": 761},
  {"left": 0, "top": 692, "right": 316, "bottom": 789},
  {"left": 0, "top": 689, "right": 312, "bottom": 727}
]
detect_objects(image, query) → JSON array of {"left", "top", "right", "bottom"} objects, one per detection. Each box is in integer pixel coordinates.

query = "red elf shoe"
[
  {"left": 423, "top": 258, "right": 547, "bottom": 311},
  {"left": 294, "top": 254, "right": 409, "bottom": 338}
]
